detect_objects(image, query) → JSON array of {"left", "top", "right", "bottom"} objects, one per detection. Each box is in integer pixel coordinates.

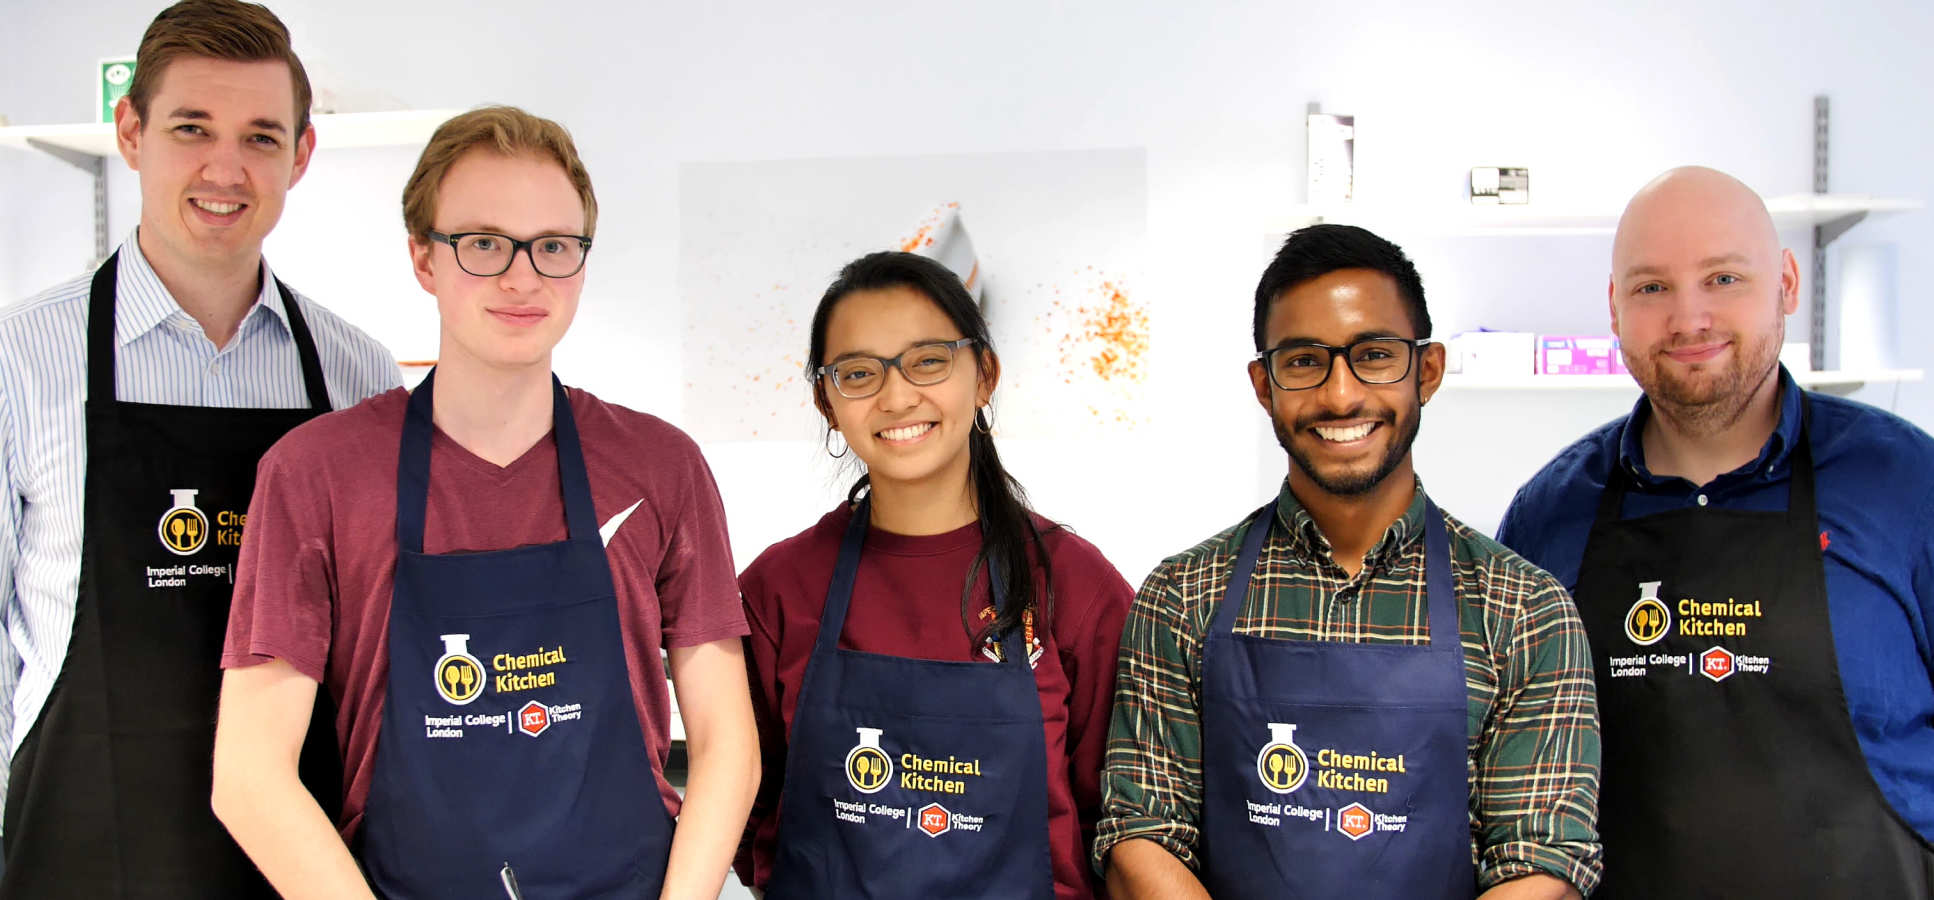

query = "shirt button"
[{"left": 1696, "top": 494, "right": 1709, "bottom": 507}]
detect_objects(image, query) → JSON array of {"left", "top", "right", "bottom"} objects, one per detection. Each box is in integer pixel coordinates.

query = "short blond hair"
[
  {"left": 129, "top": 0, "right": 312, "bottom": 135},
  {"left": 401, "top": 106, "right": 599, "bottom": 242}
]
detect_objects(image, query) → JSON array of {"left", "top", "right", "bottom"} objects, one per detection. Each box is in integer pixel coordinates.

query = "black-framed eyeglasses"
[
  {"left": 809, "top": 338, "right": 977, "bottom": 400},
  {"left": 1254, "top": 338, "right": 1431, "bottom": 391},
  {"left": 426, "top": 231, "right": 593, "bottom": 278}
]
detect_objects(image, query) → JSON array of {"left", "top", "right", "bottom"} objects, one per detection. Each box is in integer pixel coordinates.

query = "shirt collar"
[
  {"left": 1271, "top": 474, "right": 1428, "bottom": 566},
  {"left": 113, "top": 229, "right": 290, "bottom": 349},
  {"left": 1615, "top": 364, "right": 1802, "bottom": 484}
]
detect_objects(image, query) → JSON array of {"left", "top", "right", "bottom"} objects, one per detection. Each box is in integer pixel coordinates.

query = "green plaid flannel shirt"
[{"left": 1095, "top": 480, "right": 1602, "bottom": 893}]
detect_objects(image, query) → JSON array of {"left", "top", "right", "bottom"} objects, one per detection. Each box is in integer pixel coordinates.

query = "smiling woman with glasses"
[{"left": 732, "top": 251, "right": 1134, "bottom": 900}]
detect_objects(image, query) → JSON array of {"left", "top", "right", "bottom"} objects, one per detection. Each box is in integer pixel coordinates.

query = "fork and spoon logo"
[
  {"left": 846, "top": 727, "right": 894, "bottom": 794},
  {"left": 157, "top": 488, "right": 210, "bottom": 556}
]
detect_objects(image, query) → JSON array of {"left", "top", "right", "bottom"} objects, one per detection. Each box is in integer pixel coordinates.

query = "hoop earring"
[
  {"left": 974, "top": 403, "right": 993, "bottom": 434},
  {"left": 825, "top": 429, "right": 849, "bottom": 459}
]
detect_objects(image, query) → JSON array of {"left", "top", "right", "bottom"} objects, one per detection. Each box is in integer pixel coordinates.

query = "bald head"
[
  {"left": 1614, "top": 167, "right": 1781, "bottom": 281},
  {"left": 1608, "top": 166, "right": 1799, "bottom": 427}
]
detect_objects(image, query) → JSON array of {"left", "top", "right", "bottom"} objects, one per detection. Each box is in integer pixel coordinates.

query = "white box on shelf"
[
  {"left": 1449, "top": 331, "right": 1535, "bottom": 377},
  {"left": 1307, "top": 112, "right": 1355, "bottom": 204}
]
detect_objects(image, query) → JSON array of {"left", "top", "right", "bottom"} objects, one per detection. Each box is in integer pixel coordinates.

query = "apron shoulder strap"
[
  {"left": 396, "top": 373, "right": 599, "bottom": 552},
  {"left": 813, "top": 497, "right": 872, "bottom": 656},
  {"left": 85, "top": 252, "right": 121, "bottom": 404},
  {"left": 1209, "top": 501, "right": 1277, "bottom": 639},
  {"left": 275, "top": 281, "right": 332, "bottom": 412},
  {"left": 1421, "top": 498, "right": 1460, "bottom": 653},
  {"left": 549, "top": 376, "right": 599, "bottom": 543}
]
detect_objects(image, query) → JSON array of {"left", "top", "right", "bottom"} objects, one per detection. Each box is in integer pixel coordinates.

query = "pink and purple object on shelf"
[{"left": 1538, "top": 335, "right": 1629, "bottom": 375}]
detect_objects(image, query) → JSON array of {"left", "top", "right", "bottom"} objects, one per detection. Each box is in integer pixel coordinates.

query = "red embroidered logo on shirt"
[{"left": 1820, "top": 531, "right": 1830, "bottom": 552}]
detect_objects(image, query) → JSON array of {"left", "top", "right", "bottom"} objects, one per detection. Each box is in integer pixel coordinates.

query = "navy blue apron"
[
  {"left": 1199, "top": 498, "right": 1476, "bottom": 899},
  {"left": 358, "top": 370, "right": 673, "bottom": 898},
  {"left": 766, "top": 498, "right": 1054, "bottom": 899}
]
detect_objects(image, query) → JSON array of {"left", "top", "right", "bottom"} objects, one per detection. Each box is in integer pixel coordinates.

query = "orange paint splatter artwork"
[
  {"left": 1058, "top": 280, "right": 1149, "bottom": 384},
  {"left": 1029, "top": 272, "right": 1151, "bottom": 428}
]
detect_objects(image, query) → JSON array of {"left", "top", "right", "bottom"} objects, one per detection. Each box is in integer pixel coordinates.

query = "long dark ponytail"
[{"left": 806, "top": 251, "right": 1055, "bottom": 652}]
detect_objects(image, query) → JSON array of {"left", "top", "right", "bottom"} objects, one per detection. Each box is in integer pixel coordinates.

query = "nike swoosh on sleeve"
[{"left": 600, "top": 499, "right": 645, "bottom": 546}]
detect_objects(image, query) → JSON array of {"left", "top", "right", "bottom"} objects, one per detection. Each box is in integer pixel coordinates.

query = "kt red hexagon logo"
[
  {"left": 1337, "top": 802, "right": 1373, "bottom": 841},
  {"left": 917, "top": 803, "right": 951, "bottom": 838},
  {"left": 518, "top": 700, "right": 552, "bottom": 737},
  {"left": 1700, "top": 646, "right": 1736, "bottom": 683}
]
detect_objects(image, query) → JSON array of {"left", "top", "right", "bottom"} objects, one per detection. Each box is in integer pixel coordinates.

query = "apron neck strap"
[
  {"left": 815, "top": 496, "right": 1030, "bottom": 667},
  {"left": 1210, "top": 501, "right": 1276, "bottom": 637},
  {"left": 396, "top": 371, "right": 596, "bottom": 552},
  {"left": 278, "top": 281, "right": 331, "bottom": 412},
  {"left": 1788, "top": 391, "right": 1819, "bottom": 527},
  {"left": 86, "top": 252, "right": 330, "bottom": 412},
  {"left": 1419, "top": 498, "right": 1458, "bottom": 653},
  {"left": 1211, "top": 496, "right": 1458, "bottom": 651}
]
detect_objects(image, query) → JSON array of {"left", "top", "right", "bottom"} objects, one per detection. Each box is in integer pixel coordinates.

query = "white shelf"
[
  {"left": 1444, "top": 368, "right": 1923, "bottom": 391},
  {"left": 1271, "top": 193, "right": 1923, "bottom": 238},
  {"left": 0, "top": 108, "right": 462, "bottom": 158}
]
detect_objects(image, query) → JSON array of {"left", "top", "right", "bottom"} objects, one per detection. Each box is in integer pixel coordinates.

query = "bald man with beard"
[{"left": 1498, "top": 167, "right": 1934, "bottom": 897}]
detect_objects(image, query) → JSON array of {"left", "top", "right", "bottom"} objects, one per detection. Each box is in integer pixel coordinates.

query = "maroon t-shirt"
[
  {"left": 221, "top": 387, "right": 748, "bottom": 839},
  {"left": 735, "top": 503, "right": 1134, "bottom": 899}
]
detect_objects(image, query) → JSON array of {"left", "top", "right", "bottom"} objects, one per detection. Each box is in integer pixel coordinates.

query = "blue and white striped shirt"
[{"left": 0, "top": 232, "right": 401, "bottom": 814}]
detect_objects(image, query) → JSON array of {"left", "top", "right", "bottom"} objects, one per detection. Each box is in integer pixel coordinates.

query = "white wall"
[{"left": 6, "top": 0, "right": 1932, "bottom": 587}]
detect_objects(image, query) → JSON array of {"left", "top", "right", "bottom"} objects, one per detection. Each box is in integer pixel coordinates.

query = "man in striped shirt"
[
  {"left": 0, "top": 1, "right": 396, "bottom": 895},
  {"left": 1096, "top": 224, "right": 1601, "bottom": 899}
]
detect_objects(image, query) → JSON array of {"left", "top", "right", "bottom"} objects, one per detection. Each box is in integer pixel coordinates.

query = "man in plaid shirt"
[{"left": 1096, "top": 224, "right": 1601, "bottom": 899}]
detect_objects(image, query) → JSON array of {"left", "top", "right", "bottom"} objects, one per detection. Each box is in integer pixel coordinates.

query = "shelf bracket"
[
  {"left": 26, "top": 138, "right": 109, "bottom": 264},
  {"left": 1809, "top": 95, "right": 1830, "bottom": 372},
  {"left": 1815, "top": 210, "right": 1867, "bottom": 248}
]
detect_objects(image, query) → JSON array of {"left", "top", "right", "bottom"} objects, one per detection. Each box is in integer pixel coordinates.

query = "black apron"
[
  {"left": 1576, "top": 395, "right": 1934, "bottom": 898},
  {"left": 1, "top": 254, "right": 342, "bottom": 898}
]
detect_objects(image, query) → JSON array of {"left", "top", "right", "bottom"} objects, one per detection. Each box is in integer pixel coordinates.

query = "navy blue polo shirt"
[{"left": 1497, "top": 366, "right": 1934, "bottom": 842}]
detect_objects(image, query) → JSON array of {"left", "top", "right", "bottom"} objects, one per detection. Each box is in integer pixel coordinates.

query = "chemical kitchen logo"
[
  {"left": 1624, "top": 580, "right": 1670, "bottom": 646},
  {"left": 157, "top": 489, "right": 210, "bottom": 556},
  {"left": 1257, "top": 723, "right": 1310, "bottom": 795},
  {"left": 845, "top": 727, "right": 894, "bottom": 794},
  {"left": 434, "top": 634, "right": 486, "bottom": 705}
]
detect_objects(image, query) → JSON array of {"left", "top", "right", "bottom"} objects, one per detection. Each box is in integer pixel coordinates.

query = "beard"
[
  {"left": 1274, "top": 399, "right": 1421, "bottom": 497},
  {"left": 1624, "top": 314, "right": 1784, "bottom": 433}
]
